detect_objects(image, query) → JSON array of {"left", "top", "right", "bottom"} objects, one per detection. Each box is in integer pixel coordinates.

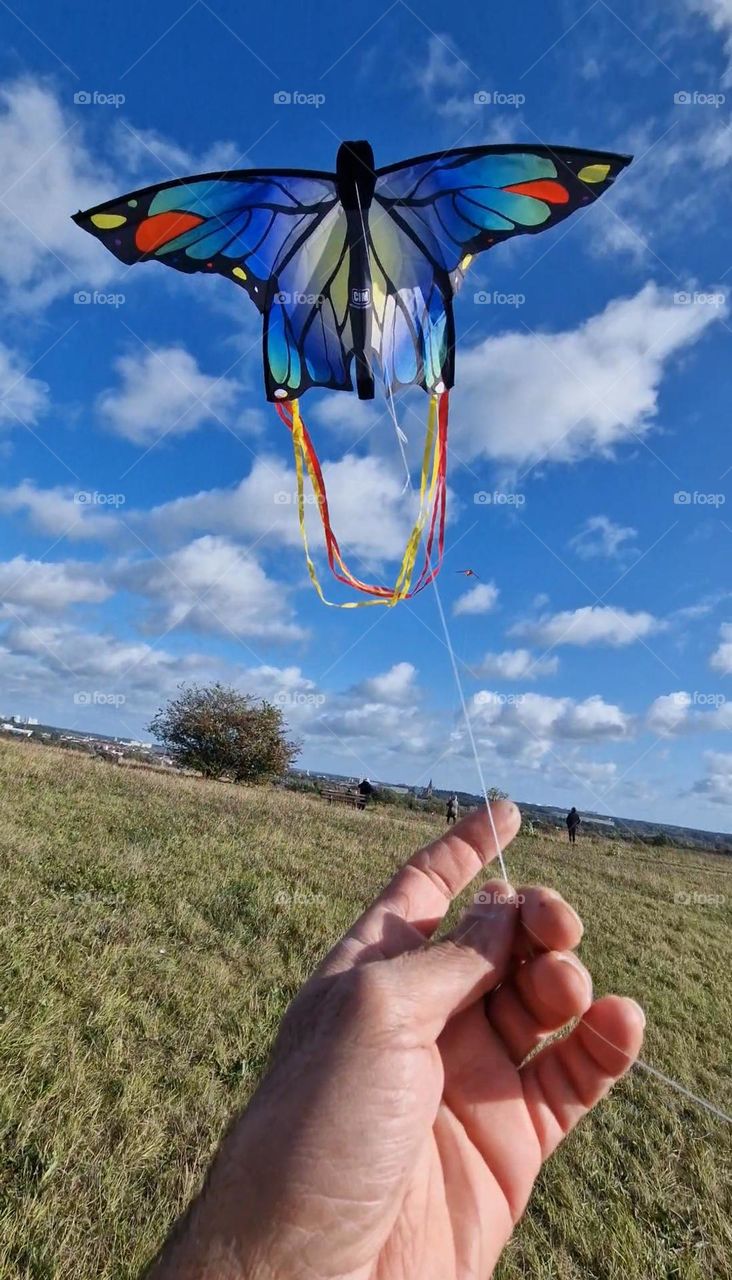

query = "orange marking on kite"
[
  {"left": 135, "top": 211, "right": 204, "bottom": 252},
  {"left": 504, "top": 180, "right": 569, "bottom": 203}
]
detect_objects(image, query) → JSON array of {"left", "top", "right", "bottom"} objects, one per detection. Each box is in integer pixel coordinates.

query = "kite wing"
[
  {"left": 73, "top": 171, "right": 353, "bottom": 399},
  {"left": 370, "top": 144, "right": 631, "bottom": 393}
]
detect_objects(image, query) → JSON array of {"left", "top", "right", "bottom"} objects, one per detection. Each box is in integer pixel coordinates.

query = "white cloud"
[
  {"left": 451, "top": 284, "right": 725, "bottom": 466},
  {"left": 0, "top": 343, "right": 49, "bottom": 430},
  {"left": 0, "top": 77, "right": 244, "bottom": 313},
  {"left": 0, "top": 555, "right": 109, "bottom": 612},
  {"left": 645, "top": 689, "right": 732, "bottom": 736},
  {"left": 356, "top": 662, "right": 417, "bottom": 705},
  {"left": 646, "top": 691, "right": 693, "bottom": 736},
  {"left": 97, "top": 346, "right": 242, "bottom": 445},
  {"left": 140, "top": 451, "right": 428, "bottom": 566},
  {"left": 570, "top": 515, "right": 638, "bottom": 560},
  {"left": 114, "top": 535, "right": 304, "bottom": 642},
  {"left": 473, "top": 648, "right": 558, "bottom": 680},
  {"left": 453, "top": 581, "right": 499, "bottom": 616},
  {"left": 462, "top": 689, "right": 631, "bottom": 771},
  {"left": 515, "top": 604, "right": 660, "bottom": 648},
  {"left": 685, "top": 0, "right": 732, "bottom": 82},
  {"left": 710, "top": 622, "right": 732, "bottom": 674},
  {"left": 691, "top": 750, "right": 732, "bottom": 805},
  {"left": 0, "top": 481, "right": 120, "bottom": 540}
]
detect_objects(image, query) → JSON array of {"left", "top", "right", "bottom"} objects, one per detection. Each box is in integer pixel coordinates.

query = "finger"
[
  {"left": 319, "top": 801, "right": 521, "bottom": 976},
  {"left": 521, "top": 995, "right": 645, "bottom": 1159},
  {"left": 512, "top": 886, "right": 584, "bottom": 960},
  {"left": 390, "top": 880, "right": 520, "bottom": 1037},
  {"left": 486, "top": 950, "right": 593, "bottom": 1065}
]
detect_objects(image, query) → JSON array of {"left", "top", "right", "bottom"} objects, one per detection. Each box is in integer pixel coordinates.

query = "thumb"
[{"left": 389, "top": 881, "right": 520, "bottom": 1039}]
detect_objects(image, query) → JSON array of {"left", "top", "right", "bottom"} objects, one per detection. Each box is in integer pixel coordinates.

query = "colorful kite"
[{"left": 74, "top": 141, "right": 630, "bottom": 606}]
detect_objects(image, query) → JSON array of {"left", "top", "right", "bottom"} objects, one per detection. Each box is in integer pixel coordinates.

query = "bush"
[{"left": 149, "top": 684, "right": 300, "bottom": 784}]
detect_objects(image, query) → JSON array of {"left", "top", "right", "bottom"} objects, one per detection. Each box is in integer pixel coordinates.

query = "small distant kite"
[
  {"left": 457, "top": 569, "right": 480, "bottom": 580},
  {"left": 74, "top": 141, "right": 630, "bottom": 606}
]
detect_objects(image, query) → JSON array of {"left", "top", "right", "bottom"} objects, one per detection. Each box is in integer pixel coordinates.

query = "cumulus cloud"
[
  {"left": 473, "top": 648, "right": 559, "bottom": 680},
  {"left": 0, "top": 343, "right": 49, "bottom": 430},
  {"left": 355, "top": 662, "right": 417, "bottom": 705},
  {"left": 514, "top": 604, "right": 660, "bottom": 648},
  {"left": 0, "top": 481, "right": 121, "bottom": 540},
  {"left": 114, "top": 535, "right": 304, "bottom": 643},
  {"left": 450, "top": 284, "right": 724, "bottom": 467},
  {"left": 140, "top": 451, "right": 430, "bottom": 566},
  {"left": 461, "top": 689, "right": 631, "bottom": 771},
  {"left": 453, "top": 581, "right": 499, "bottom": 616},
  {"left": 710, "top": 622, "right": 732, "bottom": 675},
  {"left": 97, "top": 346, "right": 242, "bottom": 445},
  {"left": 0, "top": 555, "right": 110, "bottom": 612},
  {"left": 570, "top": 515, "right": 638, "bottom": 560},
  {"left": 691, "top": 750, "right": 732, "bottom": 805},
  {"left": 646, "top": 690, "right": 732, "bottom": 736}
]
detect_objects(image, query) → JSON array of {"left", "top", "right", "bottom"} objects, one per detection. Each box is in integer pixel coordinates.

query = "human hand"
[{"left": 150, "top": 802, "right": 645, "bottom": 1280}]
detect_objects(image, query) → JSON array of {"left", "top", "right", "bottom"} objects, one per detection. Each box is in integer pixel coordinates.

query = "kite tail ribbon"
[{"left": 276, "top": 392, "right": 448, "bottom": 608}]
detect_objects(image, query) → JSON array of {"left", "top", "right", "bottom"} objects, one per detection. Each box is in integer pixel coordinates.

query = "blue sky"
[{"left": 1, "top": 0, "right": 732, "bottom": 827}]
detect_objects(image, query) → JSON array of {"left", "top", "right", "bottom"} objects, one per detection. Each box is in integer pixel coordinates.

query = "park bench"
[{"left": 319, "top": 787, "right": 365, "bottom": 809}]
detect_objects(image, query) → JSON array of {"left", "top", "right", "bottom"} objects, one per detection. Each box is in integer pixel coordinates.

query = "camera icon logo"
[
  {"left": 474, "top": 90, "right": 491, "bottom": 104},
  {"left": 73, "top": 291, "right": 92, "bottom": 305},
  {"left": 74, "top": 90, "right": 92, "bottom": 105},
  {"left": 674, "top": 90, "right": 692, "bottom": 105},
  {"left": 473, "top": 491, "right": 492, "bottom": 505},
  {"left": 273, "top": 90, "right": 292, "bottom": 105},
  {"left": 474, "top": 291, "right": 491, "bottom": 304},
  {"left": 674, "top": 491, "right": 691, "bottom": 504}
]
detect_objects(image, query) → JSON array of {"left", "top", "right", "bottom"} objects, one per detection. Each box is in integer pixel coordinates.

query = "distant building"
[{"left": 10, "top": 715, "right": 38, "bottom": 726}]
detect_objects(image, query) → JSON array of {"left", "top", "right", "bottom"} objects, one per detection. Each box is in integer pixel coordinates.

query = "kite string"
[{"left": 406, "top": 397, "right": 732, "bottom": 1126}]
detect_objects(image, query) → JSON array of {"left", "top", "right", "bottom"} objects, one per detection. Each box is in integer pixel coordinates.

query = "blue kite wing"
[
  {"left": 73, "top": 171, "right": 353, "bottom": 399},
  {"left": 369, "top": 144, "right": 630, "bottom": 392}
]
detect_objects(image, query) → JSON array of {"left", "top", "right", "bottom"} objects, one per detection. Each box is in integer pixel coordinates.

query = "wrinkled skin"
[{"left": 149, "top": 802, "right": 644, "bottom": 1280}]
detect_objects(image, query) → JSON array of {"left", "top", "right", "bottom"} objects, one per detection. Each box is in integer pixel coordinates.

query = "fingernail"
[
  {"left": 627, "top": 998, "right": 646, "bottom": 1028},
  {"left": 557, "top": 952, "right": 593, "bottom": 998}
]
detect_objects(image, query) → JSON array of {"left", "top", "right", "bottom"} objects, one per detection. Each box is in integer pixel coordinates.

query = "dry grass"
[{"left": 0, "top": 740, "right": 730, "bottom": 1279}]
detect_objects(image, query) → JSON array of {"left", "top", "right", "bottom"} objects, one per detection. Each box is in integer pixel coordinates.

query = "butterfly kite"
[{"left": 74, "top": 140, "right": 630, "bottom": 606}]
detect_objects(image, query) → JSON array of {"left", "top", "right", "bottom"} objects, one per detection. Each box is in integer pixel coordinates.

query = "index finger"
[{"left": 319, "top": 801, "right": 521, "bottom": 975}]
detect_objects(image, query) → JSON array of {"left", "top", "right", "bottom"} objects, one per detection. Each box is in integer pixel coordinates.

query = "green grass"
[{"left": 0, "top": 740, "right": 730, "bottom": 1279}]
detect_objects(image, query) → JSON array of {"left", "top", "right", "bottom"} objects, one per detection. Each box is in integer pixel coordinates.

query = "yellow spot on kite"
[
  {"left": 460, "top": 254, "right": 473, "bottom": 271},
  {"left": 578, "top": 163, "right": 611, "bottom": 184},
  {"left": 232, "top": 266, "right": 247, "bottom": 281},
  {"left": 90, "top": 213, "right": 127, "bottom": 229}
]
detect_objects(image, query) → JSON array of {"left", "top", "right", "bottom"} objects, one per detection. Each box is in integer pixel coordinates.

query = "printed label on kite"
[{"left": 351, "top": 287, "right": 371, "bottom": 307}]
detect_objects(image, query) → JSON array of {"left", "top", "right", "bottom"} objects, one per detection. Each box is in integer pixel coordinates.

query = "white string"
[{"left": 393, "top": 391, "right": 731, "bottom": 1126}]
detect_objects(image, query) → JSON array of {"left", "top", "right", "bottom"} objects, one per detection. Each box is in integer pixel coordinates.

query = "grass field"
[{"left": 0, "top": 740, "right": 730, "bottom": 1280}]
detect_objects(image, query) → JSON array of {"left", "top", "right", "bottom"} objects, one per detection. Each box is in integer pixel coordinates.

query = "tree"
[
  {"left": 149, "top": 684, "right": 300, "bottom": 783},
  {"left": 487, "top": 787, "right": 508, "bottom": 802}
]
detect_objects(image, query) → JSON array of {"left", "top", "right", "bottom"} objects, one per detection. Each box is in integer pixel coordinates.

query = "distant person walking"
[
  {"left": 358, "top": 777, "right": 374, "bottom": 810},
  {"left": 446, "top": 794, "right": 459, "bottom": 825},
  {"left": 566, "top": 806, "right": 581, "bottom": 844}
]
